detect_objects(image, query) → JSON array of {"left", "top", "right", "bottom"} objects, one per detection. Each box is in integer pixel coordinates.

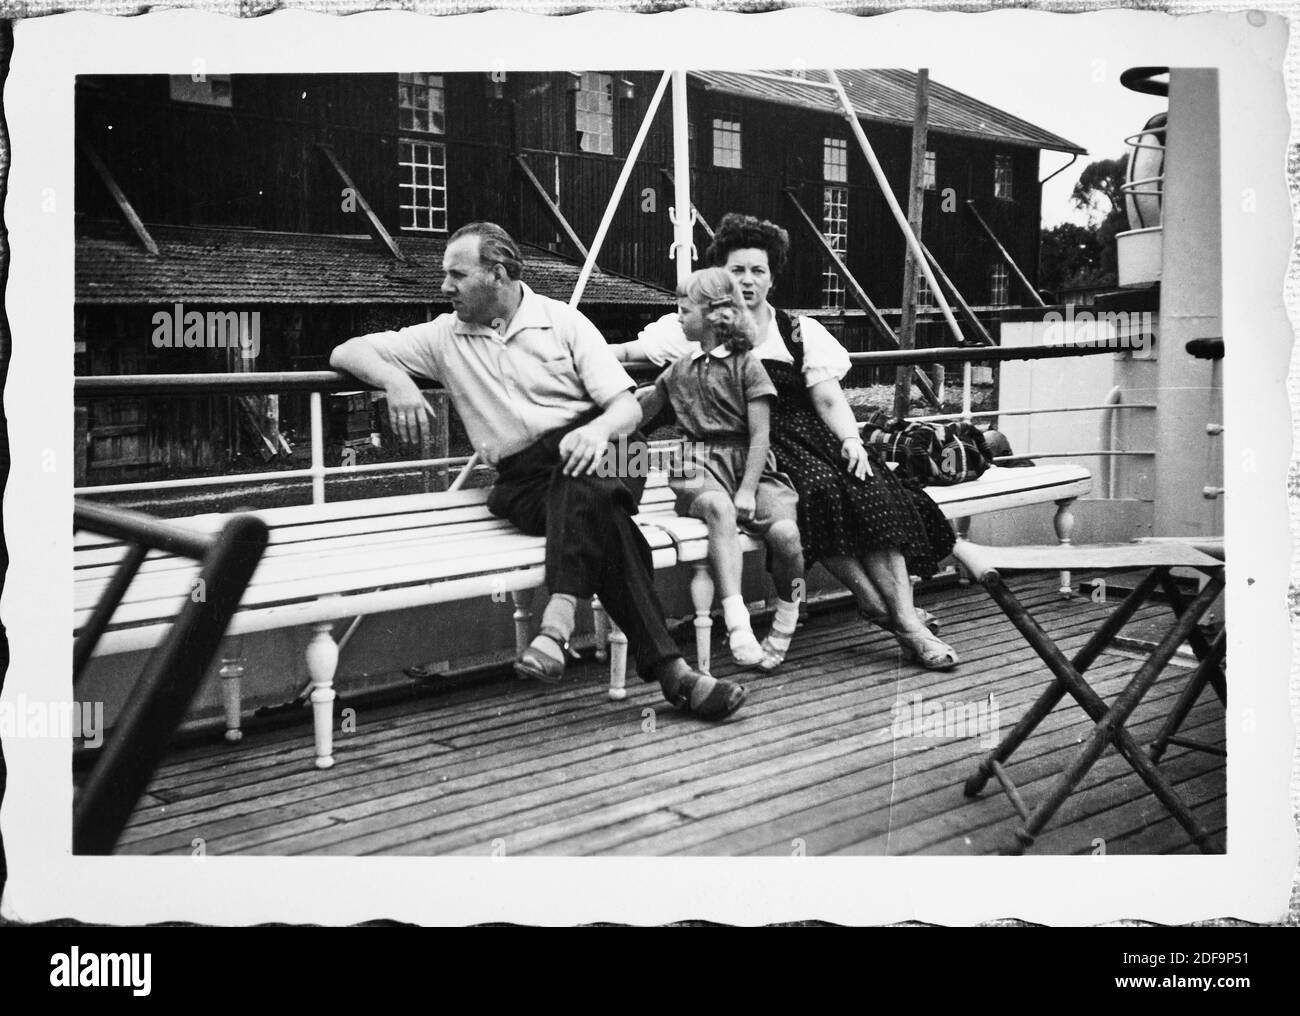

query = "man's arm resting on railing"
[{"left": 330, "top": 337, "right": 433, "bottom": 445}]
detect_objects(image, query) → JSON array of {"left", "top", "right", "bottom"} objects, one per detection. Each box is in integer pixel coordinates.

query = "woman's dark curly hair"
[{"left": 704, "top": 213, "right": 791, "bottom": 279}]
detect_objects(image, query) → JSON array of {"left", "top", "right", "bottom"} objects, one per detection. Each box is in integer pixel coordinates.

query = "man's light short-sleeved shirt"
[
  {"left": 635, "top": 309, "right": 851, "bottom": 386},
  {"left": 356, "top": 283, "right": 634, "bottom": 465}
]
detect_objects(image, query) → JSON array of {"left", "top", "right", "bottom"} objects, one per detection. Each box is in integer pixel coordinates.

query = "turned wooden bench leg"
[
  {"left": 1054, "top": 497, "right": 1077, "bottom": 597},
  {"left": 691, "top": 562, "right": 715, "bottom": 675},
  {"left": 305, "top": 622, "right": 338, "bottom": 770},
  {"left": 592, "top": 594, "right": 610, "bottom": 663},
  {"left": 510, "top": 590, "right": 533, "bottom": 657},
  {"left": 218, "top": 643, "right": 244, "bottom": 743},
  {"left": 607, "top": 617, "right": 628, "bottom": 701}
]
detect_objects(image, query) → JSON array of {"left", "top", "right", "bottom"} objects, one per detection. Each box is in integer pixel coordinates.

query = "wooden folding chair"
[{"left": 952, "top": 539, "right": 1226, "bottom": 855}]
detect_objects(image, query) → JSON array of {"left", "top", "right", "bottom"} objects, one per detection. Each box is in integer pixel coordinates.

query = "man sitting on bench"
[{"left": 330, "top": 221, "right": 746, "bottom": 721}]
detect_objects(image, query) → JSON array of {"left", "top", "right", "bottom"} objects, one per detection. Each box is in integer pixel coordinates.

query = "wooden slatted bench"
[
  {"left": 74, "top": 458, "right": 1090, "bottom": 771},
  {"left": 640, "top": 460, "right": 1093, "bottom": 682}
]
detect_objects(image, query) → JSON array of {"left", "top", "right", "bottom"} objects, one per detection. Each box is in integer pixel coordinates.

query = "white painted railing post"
[
  {"left": 670, "top": 69, "right": 695, "bottom": 288},
  {"left": 571, "top": 70, "right": 672, "bottom": 308},
  {"left": 309, "top": 391, "right": 326, "bottom": 505}
]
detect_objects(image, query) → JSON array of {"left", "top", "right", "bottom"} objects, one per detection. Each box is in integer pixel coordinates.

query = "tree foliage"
[
  {"left": 1041, "top": 154, "right": 1134, "bottom": 294},
  {"left": 1039, "top": 222, "right": 1105, "bottom": 294}
]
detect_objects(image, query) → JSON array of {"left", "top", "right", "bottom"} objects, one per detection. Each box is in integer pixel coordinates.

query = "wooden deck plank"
[
  {"left": 226, "top": 592, "right": 1159, "bottom": 857},
  {"left": 120, "top": 579, "right": 1097, "bottom": 843},
  {"left": 105, "top": 574, "right": 1226, "bottom": 857},
  {"left": 605, "top": 678, "right": 1213, "bottom": 857},
  {"left": 535, "top": 656, "right": 1163, "bottom": 856},
  {"left": 122, "top": 609, "right": 1191, "bottom": 853}
]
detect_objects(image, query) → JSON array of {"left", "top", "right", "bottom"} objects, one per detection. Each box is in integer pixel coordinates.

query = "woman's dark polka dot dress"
[{"left": 763, "top": 313, "right": 955, "bottom": 578}]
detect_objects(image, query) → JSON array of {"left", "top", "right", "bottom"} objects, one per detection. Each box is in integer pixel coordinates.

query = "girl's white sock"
[
  {"left": 772, "top": 597, "right": 801, "bottom": 635},
  {"left": 722, "top": 595, "right": 751, "bottom": 635}
]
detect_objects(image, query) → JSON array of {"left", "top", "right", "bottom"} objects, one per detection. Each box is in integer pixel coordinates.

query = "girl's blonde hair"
[{"left": 676, "top": 267, "right": 756, "bottom": 353}]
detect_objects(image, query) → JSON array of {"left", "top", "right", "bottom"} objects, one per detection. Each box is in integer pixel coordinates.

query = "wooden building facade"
[{"left": 75, "top": 69, "right": 1083, "bottom": 482}]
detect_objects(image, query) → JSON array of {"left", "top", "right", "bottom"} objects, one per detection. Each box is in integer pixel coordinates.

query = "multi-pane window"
[
  {"left": 990, "top": 264, "right": 1009, "bottom": 305},
  {"left": 398, "top": 73, "right": 445, "bottom": 134},
  {"left": 915, "top": 269, "right": 934, "bottom": 309},
  {"left": 169, "top": 75, "right": 232, "bottom": 107},
  {"left": 994, "top": 154, "right": 1014, "bottom": 199},
  {"left": 575, "top": 72, "right": 614, "bottom": 155},
  {"left": 823, "top": 137, "right": 848, "bottom": 183},
  {"left": 821, "top": 185, "right": 849, "bottom": 310},
  {"left": 712, "top": 116, "right": 742, "bottom": 169},
  {"left": 923, "top": 150, "right": 937, "bottom": 190},
  {"left": 398, "top": 140, "right": 447, "bottom": 232}
]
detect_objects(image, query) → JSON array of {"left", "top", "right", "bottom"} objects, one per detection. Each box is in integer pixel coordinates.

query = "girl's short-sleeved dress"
[
  {"left": 652, "top": 345, "right": 799, "bottom": 533},
  {"left": 635, "top": 309, "right": 954, "bottom": 578}
]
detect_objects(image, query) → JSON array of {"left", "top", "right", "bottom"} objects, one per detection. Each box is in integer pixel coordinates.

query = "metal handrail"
[
  {"left": 74, "top": 339, "right": 1145, "bottom": 502},
  {"left": 73, "top": 502, "right": 269, "bottom": 854}
]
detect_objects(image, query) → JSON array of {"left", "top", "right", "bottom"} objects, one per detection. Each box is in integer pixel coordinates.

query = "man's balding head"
[{"left": 448, "top": 222, "right": 524, "bottom": 281}]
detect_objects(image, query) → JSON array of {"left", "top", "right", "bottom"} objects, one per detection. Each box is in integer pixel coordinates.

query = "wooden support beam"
[
  {"left": 920, "top": 241, "right": 996, "bottom": 346},
  {"left": 79, "top": 140, "right": 159, "bottom": 255},
  {"left": 658, "top": 168, "right": 714, "bottom": 239},
  {"left": 513, "top": 154, "right": 589, "bottom": 261},
  {"left": 782, "top": 188, "right": 892, "bottom": 345},
  {"left": 896, "top": 69, "right": 929, "bottom": 419},
  {"left": 825, "top": 69, "right": 965, "bottom": 348},
  {"left": 783, "top": 188, "right": 940, "bottom": 409},
  {"left": 964, "top": 200, "right": 1047, "bottom": 308},
  {"left": 315, "top": 143, "right": 405, "bottom": 263}
]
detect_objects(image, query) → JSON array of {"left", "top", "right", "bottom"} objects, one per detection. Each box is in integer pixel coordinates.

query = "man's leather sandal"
[
  {"left": 513, "top": 628, "right": 569, "bottom": 684},
  {"left": 665, "top": 669, "right": 747, "bottom": 721}
]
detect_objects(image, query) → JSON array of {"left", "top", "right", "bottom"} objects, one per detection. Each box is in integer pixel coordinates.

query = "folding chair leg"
[
  {"left": 1158, "top": 572, "right": 1226, "bottom": 703},
  {"left": 1149, "top": 630, "right": 1227, "bottom": 762},
  {"left": 964, "top": 568, "right": 1164, "bottom": 797},
  {"left": 1008, "top": 573, "right": 1225, "bottom": 854}
]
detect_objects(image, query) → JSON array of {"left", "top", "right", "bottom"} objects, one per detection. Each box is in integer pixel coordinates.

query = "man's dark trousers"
[{"left": 487, "top": 422, "right": 681, "bottom": 679}]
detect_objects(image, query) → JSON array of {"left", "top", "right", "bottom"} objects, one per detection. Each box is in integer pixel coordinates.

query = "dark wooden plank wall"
[{"left": 77, "top": 71, "right": 1046, "bottom": 311}]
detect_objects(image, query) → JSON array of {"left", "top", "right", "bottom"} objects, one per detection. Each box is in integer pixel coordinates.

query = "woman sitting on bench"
[{"left": 616, "top": 213, "right": 958, "bottom": 670}]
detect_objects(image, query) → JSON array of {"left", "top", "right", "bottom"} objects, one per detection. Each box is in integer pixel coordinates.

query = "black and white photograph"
[{"left": 0, "top": 7, "right": 1294, "bottom": 926}]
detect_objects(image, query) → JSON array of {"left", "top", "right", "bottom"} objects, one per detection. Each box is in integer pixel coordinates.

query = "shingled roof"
[
  {"left": 689, "top": 69, "right": 1086, "bottom": 155},
  {"left": 75, "top": 220, "right": 674, "bottom": 307}
]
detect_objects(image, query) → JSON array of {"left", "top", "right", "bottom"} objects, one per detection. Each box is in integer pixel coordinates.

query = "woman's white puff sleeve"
[
  {"left": 797, "top": 315, "right": 853, "bottom": 387},
  {"left": 636, "top": 312, "right": 694, "bottom": 366}
]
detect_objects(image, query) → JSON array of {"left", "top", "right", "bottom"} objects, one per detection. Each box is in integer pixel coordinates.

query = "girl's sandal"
[
  {"left": 758, "top": 628, "right": 796, "bottom": 671},
  {"left": 728, "top": 628, "right": 767, "bottom": 669},
  {"left": 893, "top": 628, "right": 960, "bottom": 671}
]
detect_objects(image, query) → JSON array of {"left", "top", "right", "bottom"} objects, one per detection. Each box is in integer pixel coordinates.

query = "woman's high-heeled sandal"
[
  {"left": 892, "top": 628, "right": 959, "bottom": 671},
  {"left": 861, "top": 608, "right": 940, "bottom": 636}
]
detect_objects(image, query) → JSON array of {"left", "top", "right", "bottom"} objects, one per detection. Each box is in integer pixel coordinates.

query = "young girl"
[{"left": 638, "top": 268, "right": 805, "bottom": 671}]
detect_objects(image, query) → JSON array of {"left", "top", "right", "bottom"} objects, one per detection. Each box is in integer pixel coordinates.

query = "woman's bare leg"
[
  {"left": 822, "top": 553, "right": 891, "bottom": 618},
  {"left": 861, "top": 548, "right": 928, "bottom": 634}
]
